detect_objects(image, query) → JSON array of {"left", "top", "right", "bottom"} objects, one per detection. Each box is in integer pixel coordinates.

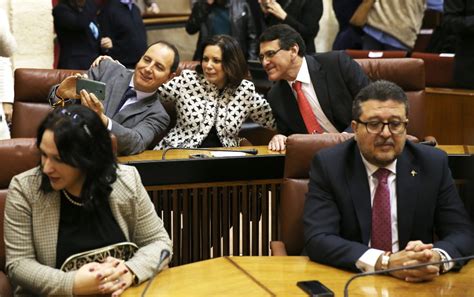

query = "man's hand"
[
  {"left": 101, "top": 37, "right": 113, "bottom": 49},
  {"left": 268, "top": 134, "right": 287, "bottom": 151},
  {"left": 146, "top": 2, "right": 160, "bottom": 14},
  {"left": 79, "top": 89, "right": 108, "bottom": 126},
  {"left": 56, "top": 74, "right": 88, "bottom": 100},
  {"left": 381, "top": 241, "right": 442, "bottom": 282}
]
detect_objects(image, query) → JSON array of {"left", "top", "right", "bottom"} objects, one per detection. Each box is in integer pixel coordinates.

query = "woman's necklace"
[{"left": 62, "top": 190, "right": 84, "bottom": 207}]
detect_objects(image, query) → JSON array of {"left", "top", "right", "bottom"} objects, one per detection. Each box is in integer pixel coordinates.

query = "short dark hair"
[
  {"left": 37, "top": 105, "right": 117, "bottom": 211},
  {"left": 352, "top": 80, "right": 409, "bottom": 120},
  {"left": 147, "top": 40, "right": 180, "bottom": 73},
  {"left": 259, "top": 24, "right": 306, "bottom": 56},
  {"left": 196, "top": 35, "right": 249, "bottom": 90}
]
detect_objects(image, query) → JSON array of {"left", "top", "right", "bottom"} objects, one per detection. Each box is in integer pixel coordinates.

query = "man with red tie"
[
  {"left": 304, "top": 80, "right": 474, "bottom": 281},
  {"left": 259, "top": 24, "right": 370, "bottom": 151}
]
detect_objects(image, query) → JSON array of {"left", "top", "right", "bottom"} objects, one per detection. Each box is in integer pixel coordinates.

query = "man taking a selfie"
[{"left": 49, "top": 41, "right": 180, "bottom": 156}]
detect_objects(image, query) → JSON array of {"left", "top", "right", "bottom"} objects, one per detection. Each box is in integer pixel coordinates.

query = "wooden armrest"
[{"left": 270, "top": 241, "right": 288, "bottom": 256}]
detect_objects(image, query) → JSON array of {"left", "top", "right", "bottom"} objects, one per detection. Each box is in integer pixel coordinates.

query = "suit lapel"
[
  {"left": 395, "top": 145, "right": 419, "bottom": 249},
  {"left": 306, "top": 55, "right": 335, "bottom": 124},
  {"left": 276, "top": 80, "right": 307, "bottom": 133},
  {"left": 104, "top": 71, "right": 133, "bottom": 116},
  {"left": 36, "top": 191, "right": 61, "bottom": 267},
  {"left": 113, "top": 94, "right": 157, "bottom": 122},
  {"left": 347, "top": 144, "right": 372, "bottom": 245}
]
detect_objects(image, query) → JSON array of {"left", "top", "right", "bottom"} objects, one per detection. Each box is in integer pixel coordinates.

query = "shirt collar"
[
  {"left": 129, "top": 75, "right": 155, "bottom": 101},
  {"left": 360, "top": 152, "right": 397, "bottom": 178},
  {"left": 287, "top": 57, "right": 311, "bottom": 87}
]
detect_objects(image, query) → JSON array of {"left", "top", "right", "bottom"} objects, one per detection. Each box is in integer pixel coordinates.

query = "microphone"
[
  {"left": 161, "top": 147, "right": 259, "bottom": 160},
  {"left": 140, "top": 249, "right": 171, "bottom": 297},
  {"left": 343, "top": 254, "right": 474, "bottom": 297}
]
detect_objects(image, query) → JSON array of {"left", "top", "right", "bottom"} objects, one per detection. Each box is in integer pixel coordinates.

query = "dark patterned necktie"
[
  {"left": 371, "top": 168, "right": 392, "bottom": 252},
  {"left": 114, "top": 87, "right": 136, "bottom": 115}
]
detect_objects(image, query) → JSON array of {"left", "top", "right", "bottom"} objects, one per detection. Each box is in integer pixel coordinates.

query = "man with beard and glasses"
[
  {"left": 303, "top": 80, "right": 474, "bottom": 281},
  {"left": 49, "top": 41, "right": 180, "bottom": 156}
]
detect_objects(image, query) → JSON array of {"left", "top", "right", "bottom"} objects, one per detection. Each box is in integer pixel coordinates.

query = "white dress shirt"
[{"left": 286, "top": 57, "right": 339, "bottom": 133}]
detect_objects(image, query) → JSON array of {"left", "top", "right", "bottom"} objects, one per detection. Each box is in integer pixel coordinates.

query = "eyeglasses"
[
  {"left": 258, "top": 48, "right": 283, "bottom": 63},
  {"left": 59, "top": 108, "right": 92, "bottom": 137},
  {"left": 356, "top": 119, "right": 408, "bottom": 134}
]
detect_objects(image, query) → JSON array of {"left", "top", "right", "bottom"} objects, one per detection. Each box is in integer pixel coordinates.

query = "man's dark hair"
[
  {"left": 37, "top": 105, "right": 117, "bottom": 211},
  {"left": 259, "top": 24, "right": 306, "bottom": 56},
  {"left": 147, "top": 40, "right": 181, "bottom": 73},
  {"left": 352, "top": 80, "right": 409, "bottom": 120},
  {"left": 196, "top": 34, "right": 249, "bottom": 90}
]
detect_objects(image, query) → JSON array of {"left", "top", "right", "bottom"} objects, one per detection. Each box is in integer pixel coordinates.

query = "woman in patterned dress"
[{"left": 154, "top": 34, "right": 276, "bottom": 149}]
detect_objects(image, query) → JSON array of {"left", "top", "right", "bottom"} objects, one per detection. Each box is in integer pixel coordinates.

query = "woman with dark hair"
[
  {"left": 4, "top": 105, "right": 171, "bottom": 296},
  {"left": 155, "top": 34, "right": 276, "bottom": 149}
]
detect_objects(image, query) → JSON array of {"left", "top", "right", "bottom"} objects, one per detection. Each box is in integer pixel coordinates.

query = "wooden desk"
[{"left": 123, "top": 256, "right": 474, "bottom": 297}]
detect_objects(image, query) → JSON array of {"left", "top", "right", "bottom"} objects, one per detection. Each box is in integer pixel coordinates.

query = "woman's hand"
[
  {"left": 265, "top": 1, "right": 287, "bottom": 20},
  {"left": 72, "top": 262, "right": 104, "bottom": 295},
  {"left": 97, "top": 257, "right": 134, "bottom": 297},
  {"left": 91, "top": 55, "right": 114, "bottom": 68}
]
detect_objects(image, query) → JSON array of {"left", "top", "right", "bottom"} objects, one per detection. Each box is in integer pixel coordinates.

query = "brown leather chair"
[
  {"left": 345, "top": 49, "right": 408, "bottom": 59},
  {"left": 411, "top": 52, "right": 455, "bottom": 88},
  {"left": 0, "top": 138, "right": 41, "bottom": 297},
  {"left": 355, "top": 58, "right": 427, "bottom": 141},
  {"left": 10, "top": 62, "right": 200, "bottom": 145},
  {"left": 270, "top": 133, "right": 354, "bottom": 255}
]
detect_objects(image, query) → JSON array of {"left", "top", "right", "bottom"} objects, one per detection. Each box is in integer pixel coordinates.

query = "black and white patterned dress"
[{"left": 154, "top": 70, "right": 276, "bottom": 149}]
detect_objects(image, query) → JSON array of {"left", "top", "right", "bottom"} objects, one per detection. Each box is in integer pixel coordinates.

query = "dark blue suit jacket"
[
  {"left": 267, "top": 51, "right": 370, "bottom": 135},
  {"left": 303, "top": 139, "right": 474, "bottom": 271},
  {"left": 53, "top": 0, "right": 101, "bottom": 70}
]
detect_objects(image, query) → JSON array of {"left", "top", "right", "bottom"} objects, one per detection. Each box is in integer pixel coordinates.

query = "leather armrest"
[
  {"left": 0, "top": 271, "right": 13, "bottom": 297},
  {"left": 270, "top": 241, "right": 288, "bottom": 256}
]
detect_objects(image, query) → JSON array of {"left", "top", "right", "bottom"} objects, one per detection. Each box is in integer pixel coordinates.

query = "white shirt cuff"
[
  {"left": 432, "top": 248, "right": 454, "bottom": 272},
  {"left": 106, "top": 117, "right": 112, "bottom": 131},
  {"left": 356, "top": 248, "right": 385, "bottom": 272}
]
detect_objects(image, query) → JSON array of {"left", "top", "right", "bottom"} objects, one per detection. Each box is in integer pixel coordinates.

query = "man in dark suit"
[
  {"left": 304, "top": 80, "right": 474, "bottom": 280},
  {"left": 259, "top": 24, "right": 370, "bottom": 151},
  {"left": 50, "top": 41, "right": 180, "bottom": 156}
]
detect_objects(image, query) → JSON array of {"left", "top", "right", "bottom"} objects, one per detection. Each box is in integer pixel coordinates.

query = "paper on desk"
[{"left": 210, "top": 151, "right": 247, "bottom": 157}]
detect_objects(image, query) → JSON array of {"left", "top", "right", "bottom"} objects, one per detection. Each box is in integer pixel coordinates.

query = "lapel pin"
[{"left": 411, "top": 170, "right": 417, "bottom": 177}]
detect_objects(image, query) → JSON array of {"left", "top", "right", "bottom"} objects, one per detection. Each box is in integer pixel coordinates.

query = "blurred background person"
[
  {"left": 258, "top": 0, "right": 323, "bottom": 54},
  {"left": 332, "top": 0, "right": 363, "bottom": 50},
  {"left": 5, "top": 104, "right": 172, "bottom": 296},
  {"left": 186, "top": 0, "right": 258, "bottom": 61},
  {"left": 0, "top": 7, "right": 16, "bottom": 140},
  {"left": 99, "top": 0, "right": 148, "bottom": 69},
  {"left": 136, "top": 0, "right": 160, "bottom": 15},
  {"left": 443, "top": 0, "right": 474, "bottom": 89},
  {"left": 53, "top": 0, "right": 110, "bottom": 70},
  {"left": 155, "top": 34, "right": 275, "bottom": 149}
]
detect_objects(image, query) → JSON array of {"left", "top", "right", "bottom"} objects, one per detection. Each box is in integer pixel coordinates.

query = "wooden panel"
[
  {"left": 425, "top": 88, "right": 474, "bottom": 144},
  {"left": 149, "top": 180, "right": 281, "bottom": 266}
]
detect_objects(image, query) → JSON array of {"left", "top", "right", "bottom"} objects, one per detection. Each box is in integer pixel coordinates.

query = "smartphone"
[
  {"left": 76, "top": 78, "right": 106, "bottom": 101},
  {"left": 189, "top": 154, "right": 210, "bottom": 159},
  {"left": 296, "top": 280, "right": 334, "bottom": 297}
]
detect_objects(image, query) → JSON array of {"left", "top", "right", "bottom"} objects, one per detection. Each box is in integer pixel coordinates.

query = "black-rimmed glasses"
[
  {"left": 258, "top": 48, "right": 283, "bottom": 63},
  {"left": 356, "top": 119, "right": 408, "bottom": 134},
  {"left": 59, "top": 109, "right": 92, "bottom": 137}
]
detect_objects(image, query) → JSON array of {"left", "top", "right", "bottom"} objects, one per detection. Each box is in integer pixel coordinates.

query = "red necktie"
[
  {"left": 371, "top": 168, "right": 392, "bottom": 252},
  {"left": 292, "top": 81, "right": 323, "bottom": 134}
]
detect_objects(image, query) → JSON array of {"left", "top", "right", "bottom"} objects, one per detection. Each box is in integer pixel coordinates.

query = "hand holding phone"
[
  {"left": 297, "top": 280, "right": 334, "bottom": 297},
  {"left": 76, "top": 78, "right": 106, "bottom": 101}
]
